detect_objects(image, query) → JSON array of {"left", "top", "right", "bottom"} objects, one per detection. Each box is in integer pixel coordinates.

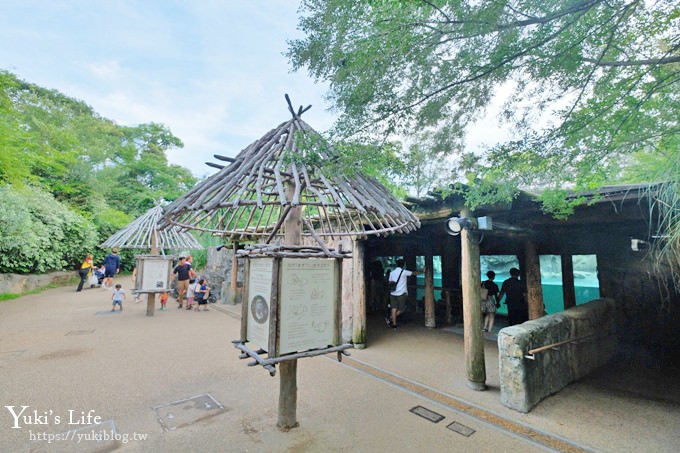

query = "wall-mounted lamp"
[
  {"left": 446, "top": 217, "right": 473, "bottom": 236},
  {"left": 631, "top": 238, "right": 650, "bottom": 251}
]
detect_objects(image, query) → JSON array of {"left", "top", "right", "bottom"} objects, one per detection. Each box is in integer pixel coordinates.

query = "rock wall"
[
  {"left": 0, "top": 271, "right": 75, "bottom": 294},
  {"left": 203, "top": 246, "right": 244, "bottom": 304},
  {"left": 498, "top": 298, "right": 619, "bottom": 413}
]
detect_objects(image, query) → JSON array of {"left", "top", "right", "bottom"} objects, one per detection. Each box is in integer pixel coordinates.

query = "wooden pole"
[
  {"left": 230, "top": 242, "right": 239, "bottom": 304},
  {"left": 525, "top": 240, "right": 544, "bottom": 320},
  {"left": 279, "top": 184, "right": 301, "bottom": 430},
  {"left": 424, "top": 254, "right": 435, "bottom": 328},
  {"left": 352, "top": 239, "right": 366, "bottom": 348},
  {"left": 146, "top": 231, "right": 158, "bottom": 317},
  {"left": 561, "top": 254, "right": 576, "bottom": 310},
  {"left": 460, "top": 207, "right": 486, "bottom": 390}
]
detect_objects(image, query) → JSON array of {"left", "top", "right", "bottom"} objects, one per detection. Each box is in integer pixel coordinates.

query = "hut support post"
[
  {"left": 230, "top": 242, "right": 239, "bottom": 304},
  {"left": 561, "top": 254, "right": 576, "bottom": 310},
  {"left": 352, "top": 239, "right": 366, "bottom": 348},
  {"left": 146, "top": 231, "right": 158, "bottom": 317},
  {"left": 461, "top": 208, "right": 486, "bottom": 390},
  {"left": 525, "top": 240, "right": 544, "bottom": 320},
  {"left": 279, "top": 185, "right": 301, "bottom": 431},
  {"left": 424, "top": 254, "right": 435, "bottom": 328}
]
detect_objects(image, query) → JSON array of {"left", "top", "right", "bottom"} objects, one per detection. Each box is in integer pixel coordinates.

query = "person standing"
[
  {"left": 159, "top": 292, "right": 169, "bottom": 311},
  {"left": 76, "top": 254, "right": 94, "bottom": 292},
  {"left": 185, "top": 255, "right": 199, "bottom": 280},
  {"left": 172, "top": 256, "right": 191, "bottom": 308},
  {"left": 387, "top": 259, "right": 421, "bottom": 329},
  {"left": 481, "top": 270, "right": 500, "bottom": 332},
  {"left": 102, "top": 248, "right": 121, "bottom": 290},
  {"left": 111, "top": 284, "right": 125, "bottom": 311},
  {"left": 194, "top": 278, "right": 210, "bottom": 311},
  {"left": 498, "top": 267, "right": 528, "bottom": 326}
]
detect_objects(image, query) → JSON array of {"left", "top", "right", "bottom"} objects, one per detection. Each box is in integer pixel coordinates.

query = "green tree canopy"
[
  {"left": 287, "top": 0, "right": 679, "bottom": 197},
  {"left": 0, "top": 70, "right": 199, "bottom": 273}
]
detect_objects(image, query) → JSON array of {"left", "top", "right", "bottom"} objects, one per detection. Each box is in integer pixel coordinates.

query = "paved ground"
[{"left": 1, "top": 276, "right": 679, "bottom": 452}]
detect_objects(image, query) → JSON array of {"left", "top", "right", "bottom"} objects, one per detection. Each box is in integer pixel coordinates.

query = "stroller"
[{"left": 90, "top": 268, "right": 104, "bottom": 286}]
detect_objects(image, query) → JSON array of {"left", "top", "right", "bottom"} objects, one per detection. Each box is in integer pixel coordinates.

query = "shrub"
[{"left": 0, "top": 185, "right": 98, "bottom": 273}]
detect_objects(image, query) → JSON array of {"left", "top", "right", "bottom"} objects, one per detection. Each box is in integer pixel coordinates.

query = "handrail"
[{"left": 524, "top": 333, "right": 598, "bottom": 360}]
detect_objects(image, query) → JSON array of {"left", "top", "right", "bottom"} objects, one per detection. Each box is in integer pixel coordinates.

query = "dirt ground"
[{"left": 1, "top": 276, "right": 678, "bottom": 452}]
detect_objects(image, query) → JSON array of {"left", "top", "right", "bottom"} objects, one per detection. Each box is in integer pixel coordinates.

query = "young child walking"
[
  {"left": 186, "top": 278, "right": 197, "bottom": 310},
  {"left": 111, "top": 284, "right": 125, "bottom": 311},
  {"left": 195, "top": 278, "right": 210, "bottom": 312},
  {"left": 159, "top": 292, "right": 169, "bottom": 311}
]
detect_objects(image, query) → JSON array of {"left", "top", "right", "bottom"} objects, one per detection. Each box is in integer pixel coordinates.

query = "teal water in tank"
[{"left": 415, "top": 273, "right": 599, "bottom": 315}]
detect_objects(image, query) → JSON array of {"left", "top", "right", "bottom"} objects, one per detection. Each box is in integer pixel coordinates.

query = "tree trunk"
[
  {"left": 277, "top": 360, "right": 299, "bottom": 430},
  {"left": 146, "top": 231, "right": 158, "bottom": 317},
  {"left": 278, "top": 185, "right": 301, "bottom": 430},
  {"left": 230, "top": 242, "right": 239, "bottom": 304},
  {"left": 352, "top": 239, "right": 366, "bottom": 347},
  {"left": 561, "top": 254, "right": 576, "bottom": 310},
  {"left": 424, "top": 254, "right": 435, "bottom": 328},
  {"left": 461, "top": 207, "right": 486, "bottom": 390},
  {"left": 525, "top": 240, "right": 544, "bottom": 320}
]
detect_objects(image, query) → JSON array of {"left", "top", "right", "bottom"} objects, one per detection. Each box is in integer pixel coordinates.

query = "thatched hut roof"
[
  {"left": 100, "top": 205, "right": 202, "bottom": 251},
  {"left": 162, "top": 97, "right": 420, "bottom": 241}
]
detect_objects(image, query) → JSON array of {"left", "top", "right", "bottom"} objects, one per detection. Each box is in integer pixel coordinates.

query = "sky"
[
  {"left": 0, "top": 0, "right": 337, "bottom": 178},
  {"left": 1, "top": 0, "right": 509, "bottom": 179}
]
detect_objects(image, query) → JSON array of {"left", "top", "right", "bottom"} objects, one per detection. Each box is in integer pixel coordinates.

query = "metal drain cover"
[
  {"left": 447, "top": 421, "right": 476, "bottom": 437},
  {"left": 153, "top": 394, "right": 226, "bottom": 431},
  {"left": 409, "top": 406, "right": 445, "bottom": 423}
]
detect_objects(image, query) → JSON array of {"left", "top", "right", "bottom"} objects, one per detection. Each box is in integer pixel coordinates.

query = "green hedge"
[{"left": 0, "top": 185, "right": 98, "bottom": 273}]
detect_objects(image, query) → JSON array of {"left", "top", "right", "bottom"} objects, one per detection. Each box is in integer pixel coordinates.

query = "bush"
[{"left": 0, "top": 185, "right": 99, "bottom": 273}]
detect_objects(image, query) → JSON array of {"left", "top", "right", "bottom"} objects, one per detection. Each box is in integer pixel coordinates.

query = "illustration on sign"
[{"left": 251, "top": 295, "right": 269, "bottom": 324}]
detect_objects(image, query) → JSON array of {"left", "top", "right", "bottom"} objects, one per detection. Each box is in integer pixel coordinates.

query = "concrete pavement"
[{"left": 1, "top": 276, "right": 678, "bottom": 452}]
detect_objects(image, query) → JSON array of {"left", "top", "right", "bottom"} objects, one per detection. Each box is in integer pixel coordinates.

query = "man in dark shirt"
[
  {"left": 172, "top": 256, "right": 192, "bottom": 308},
  {"left": 102, "top": 248, "right": 121, "bottom": 290},
  {"left": 498, "top": 267, "right": 528, "bottom": 326}
]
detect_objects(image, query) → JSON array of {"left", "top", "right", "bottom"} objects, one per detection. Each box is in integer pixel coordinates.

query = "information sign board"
[{"left": 246, "top": 258, "right": 274, "bottom": 352}]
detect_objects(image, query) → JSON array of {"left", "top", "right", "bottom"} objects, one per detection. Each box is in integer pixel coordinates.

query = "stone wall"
[
  {"left": 498, "top": 298, "right": 619, "bottom": 413},
  {"left": 0, "top": 271, "right": 75, "bottom": 295},
  {"left": 203, "top": 246, "right": 244, "bottom": 304}
]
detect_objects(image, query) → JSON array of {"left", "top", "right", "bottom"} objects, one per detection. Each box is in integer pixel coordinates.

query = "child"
[
  {"left": 111, "top": 284, "right": 125, "bottom": 311},
  {"left": 186, "top": 278, "right": 197, "bottom": 310},
  {"left": 195, "top": 279, "right": 210, "bottom": 311},
  {"left": 159, "top": 292, "right": 169, "bottom": 311}
]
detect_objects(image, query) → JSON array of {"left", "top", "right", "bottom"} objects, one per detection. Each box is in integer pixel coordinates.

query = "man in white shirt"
[{"left": 387, "top": 258, "right": 421, "bottom": 329}]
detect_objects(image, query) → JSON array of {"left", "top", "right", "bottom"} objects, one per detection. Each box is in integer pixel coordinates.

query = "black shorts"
[{"left": 104, "top": 269, "right": 116, "bottom": 278}]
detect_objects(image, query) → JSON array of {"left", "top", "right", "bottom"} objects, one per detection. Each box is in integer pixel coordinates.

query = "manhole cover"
[
  {"left": 409, "top": 406, "right": 445, "bottom": 423},
  {"left": 153, "top": 394, "right": 226, "bottom": 431},
  {"left": 66, "top": 330, "right": 95, "bottom": 336},
  {"left": 447, "top": 421, "right": 476, "bottom": 437}
]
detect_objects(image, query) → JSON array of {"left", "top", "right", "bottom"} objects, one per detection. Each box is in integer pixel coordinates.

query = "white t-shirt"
[
  {"left": 389, "top": 267, "right": 413, "bottom": 296},
  {"left": 188, "top": 282, "right": 197, "bottom": 299}
]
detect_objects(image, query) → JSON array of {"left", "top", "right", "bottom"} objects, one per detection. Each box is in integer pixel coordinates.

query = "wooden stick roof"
[
  {"left": 100, "top": 205, "right": 203, "bottom": 251},
  {"left": 162, "top": 96, "right": 420, "bottom": 240}
]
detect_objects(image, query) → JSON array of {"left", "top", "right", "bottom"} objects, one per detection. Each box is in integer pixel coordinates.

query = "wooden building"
[{"left": 360, "top": 183, "right": 679, "bottom": 374}]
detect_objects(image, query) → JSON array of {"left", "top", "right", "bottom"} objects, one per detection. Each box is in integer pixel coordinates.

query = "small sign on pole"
[{"left": 134, "top": 255, "right": 174, "bottom": 293}]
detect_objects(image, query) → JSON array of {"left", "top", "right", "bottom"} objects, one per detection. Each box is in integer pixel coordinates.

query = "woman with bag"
[
  {"left": 481, "top": 270, "right": 500, "bottom": 332},
  {"left": 76, "top": 254, "right": 94, "bottom": 292}
]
